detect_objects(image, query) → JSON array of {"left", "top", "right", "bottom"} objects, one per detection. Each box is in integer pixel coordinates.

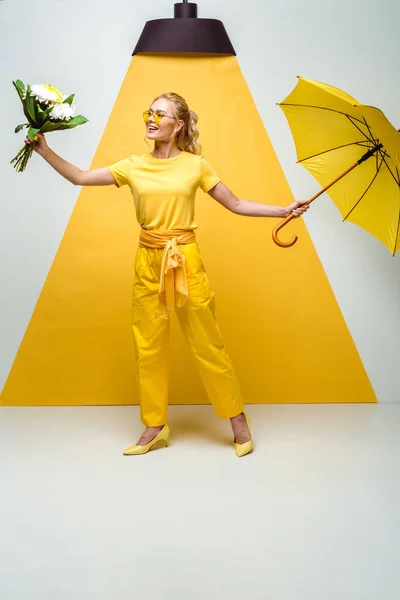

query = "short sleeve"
[
  {"left": 107, "top": 155, "right": 135, "bottom": 188},
  {"left": 199, "top": 156, "right": 220, "bottom": 193}
]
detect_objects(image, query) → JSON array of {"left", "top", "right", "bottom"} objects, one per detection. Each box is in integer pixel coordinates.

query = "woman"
[{"left": 26, "top": 92, "right": 308, "bottom": 457}]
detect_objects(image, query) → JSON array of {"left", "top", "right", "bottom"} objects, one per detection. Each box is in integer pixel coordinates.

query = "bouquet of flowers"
[{"left": 11, "top": 80, "right": 88, "bottom": 172}]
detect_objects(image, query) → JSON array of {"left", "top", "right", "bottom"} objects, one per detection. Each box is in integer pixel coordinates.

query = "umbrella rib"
[
  {"left": 281, "top": 104, "right": 382, "bottom": 161},
  {"left": 345, "top": 116, "right": 375, "bottom": 144},
  {"left": 393, "top": 197, "right": 400, "bottom": 255},
  {"left": 359, "top": 117, "right": 391, "bottom": 159},
  {"left": 279, "top": 103, "right": 366, "bottom": 126},
  {"left": 358, "top": 116, "right": 378, "bottom": 144},
  {"left": 343, "top": 155, "right": 384, "bottom": 221},
  {"left": 297, "top": 140, "right": 372, "bottom": 164},
  {"left": 379, "top": 151, "right": 400, "bottom": 186},
  {"left": 282, "top": 104, "right": 375, "bottom": 143}
]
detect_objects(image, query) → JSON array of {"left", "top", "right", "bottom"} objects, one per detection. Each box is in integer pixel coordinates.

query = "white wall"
[{"left": 1, "top": 0, "right": 399, "bottom": 402}]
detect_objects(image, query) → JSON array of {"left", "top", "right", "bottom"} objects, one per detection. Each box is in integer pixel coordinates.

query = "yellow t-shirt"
[{"left": 107, "top": 151, "right": 220, "bottom": 230}]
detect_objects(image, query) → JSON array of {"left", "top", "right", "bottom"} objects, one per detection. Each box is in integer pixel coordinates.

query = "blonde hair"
[{"left": 151, "top": 92, "right": 201, "bottom": 155}]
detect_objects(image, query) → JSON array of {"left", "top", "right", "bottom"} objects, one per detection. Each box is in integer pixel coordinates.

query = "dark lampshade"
[{"left": 132, "top": 1, "right": 236, "bottom": 56}]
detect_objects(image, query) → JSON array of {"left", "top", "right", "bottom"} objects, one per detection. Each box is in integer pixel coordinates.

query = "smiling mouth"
[{"left": 147, "top": 126, "right": 158, "bottom": 132}]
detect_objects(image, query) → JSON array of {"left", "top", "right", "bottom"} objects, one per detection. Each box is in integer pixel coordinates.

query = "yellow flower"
[{"left": 43, "top": 84, "right": 63, "bottom": 104}]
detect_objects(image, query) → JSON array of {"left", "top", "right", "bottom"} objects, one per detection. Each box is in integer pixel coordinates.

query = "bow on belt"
[{"left": 139, "top": 228, "right": 196, "bottom": 317}]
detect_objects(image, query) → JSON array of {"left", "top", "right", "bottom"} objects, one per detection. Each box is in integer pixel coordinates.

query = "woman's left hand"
[{"left": 287, "top": 200, "right": 309, "bottom": 218}]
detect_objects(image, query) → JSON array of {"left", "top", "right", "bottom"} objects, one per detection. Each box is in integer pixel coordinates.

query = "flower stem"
[{"left": 10, "top": 142, "right": 36, "bottom": 173}]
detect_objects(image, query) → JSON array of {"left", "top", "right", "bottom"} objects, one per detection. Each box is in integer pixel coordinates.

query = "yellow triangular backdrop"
[{"left": 1, "top": 56, "right": 377, "bottom": 405}]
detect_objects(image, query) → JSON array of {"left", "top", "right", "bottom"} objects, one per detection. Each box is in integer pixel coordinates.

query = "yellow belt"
[{"left": 139, "top": 228, "right": 197, "bottom": 317}]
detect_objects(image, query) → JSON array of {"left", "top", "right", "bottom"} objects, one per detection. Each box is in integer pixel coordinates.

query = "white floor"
[{"left": 1, "top": 403, "right": 399, "bottom": 600}]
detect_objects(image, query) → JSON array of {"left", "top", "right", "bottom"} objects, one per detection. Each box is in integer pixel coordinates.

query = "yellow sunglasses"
[{"left": 143, "top": 110, "right": 177, "bottom": 125}]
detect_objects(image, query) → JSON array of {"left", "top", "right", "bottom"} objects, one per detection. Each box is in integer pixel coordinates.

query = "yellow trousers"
[{"left": 131, "top": 240, "right": 244, "bottom": 426}]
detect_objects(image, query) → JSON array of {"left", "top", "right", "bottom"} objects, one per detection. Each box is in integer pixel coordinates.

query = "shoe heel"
[{"left": 151, "top": 439, "right": 168, "bottom": 451}]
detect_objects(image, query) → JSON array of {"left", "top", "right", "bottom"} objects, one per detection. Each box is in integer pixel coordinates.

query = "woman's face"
[{"left": 145, "top": 99, "right": 183, "bottom": 142}]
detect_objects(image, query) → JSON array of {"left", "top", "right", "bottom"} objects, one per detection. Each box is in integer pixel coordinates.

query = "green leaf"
[
  {"left": 41, "top": 114, "right": 88, "bottom": 133},
  {"left": 22, "top": 85, "right": 39, "bottom": 126},
  {"left": 14, "top": 123, "right": 29, "bottom": 133},
  {"left": 12, "top": 80, "right": 26, "bottom": 101},
  {"left": 40, "top": 120, "right": 67, "bottom": 133},
  {"left": 27, "top": 126, "right": 41, "bottom": 140},
  {"left": 62, "top": 94, "right": 75, "bottom": 106},
  {"left": 39, "top": 122, "right": 58, "bottom": 133},
  {"left": 39, "top": 122, "right": 56, "bottom": 133},
  {"left": 21, "top": 103, "right": 34, "bottom": 126},
  {"left": 36, "top": 104, "right": 53, "bottom": 127},
  {"left": 63, "top": 114, "right": 88, "bottom": 127}
]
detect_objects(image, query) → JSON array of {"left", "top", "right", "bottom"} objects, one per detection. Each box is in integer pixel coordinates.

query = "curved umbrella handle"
[
  {"left": 272, "top": 153, "right": 372, "bottom": 249},
  {"left": 272, "top": 213, "right": 297, "bottom": 247}
]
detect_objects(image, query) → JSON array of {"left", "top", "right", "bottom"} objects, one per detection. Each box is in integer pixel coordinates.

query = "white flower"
[
  {"left": 49, "top": 102, "right": 76, "bottom": 121},
  {"left": 30, "top": 84, "right": 63, "bottom": 105}
]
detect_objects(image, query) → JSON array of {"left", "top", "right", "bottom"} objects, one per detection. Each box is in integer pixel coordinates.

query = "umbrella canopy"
[{"left": 275, "top": 77, "right": 400, "bottom": 255}]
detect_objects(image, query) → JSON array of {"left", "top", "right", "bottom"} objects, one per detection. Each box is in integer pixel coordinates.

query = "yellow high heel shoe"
[
  {"left": 234, "top": 413, "right": 253, "bottom": 457},
  {"left": 123, "top": 425, "right": 170, "bottom": 456}
]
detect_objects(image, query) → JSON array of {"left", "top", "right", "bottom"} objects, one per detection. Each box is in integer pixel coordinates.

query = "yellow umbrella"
[{"left": 273, "top": 77, "right": 400, "bottom": 255}]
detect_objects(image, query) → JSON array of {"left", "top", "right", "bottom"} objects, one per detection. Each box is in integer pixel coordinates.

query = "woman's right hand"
[{"left": 25, "top": 132, "right": 48, "bottom": 156}]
